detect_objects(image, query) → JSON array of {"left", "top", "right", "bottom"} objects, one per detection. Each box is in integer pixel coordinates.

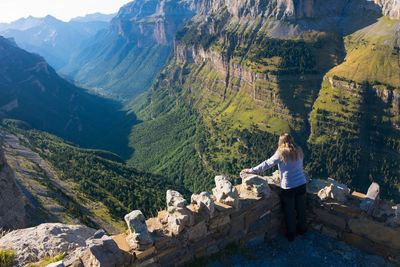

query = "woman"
[{"left": 242, "top": 133, "right": 307, "bottom": 242}]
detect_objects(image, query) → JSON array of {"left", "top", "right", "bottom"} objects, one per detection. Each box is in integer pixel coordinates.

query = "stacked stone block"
[
  {"left": 307, "top": 179, "right": 400, "bottom": 264},
  {"left": 111, "top": 176, "right": 400, "bottom": 266},
  {"left": 113, "top": 174, "right": 281, "bottom": 266}
]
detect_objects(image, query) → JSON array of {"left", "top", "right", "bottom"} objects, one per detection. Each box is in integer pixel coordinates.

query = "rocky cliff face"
[
  {"left": 0, "top": 146, "right": 25, "bottom": 230},
  {"left": 62, "top": 0, "right": 197, "bottom": 100},
  {"left": 0, "top": 36, "right": 135, "bottom": 158},
  {"left": 130, "top": 0, "right": 399, "bottom": 201},
  {"left": 375, "top": 0, "right": 400, "bottom": 19},
  {"left": 112, "top": 0, "right": 197, "bottom": 44},
  {"left": 196, "top": 0, "right": 380, "bottom": 22}
]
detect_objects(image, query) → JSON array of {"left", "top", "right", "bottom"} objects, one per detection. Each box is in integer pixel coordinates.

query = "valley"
[{"left": 0, "top": 0, "right": 399, "bottom": 233}]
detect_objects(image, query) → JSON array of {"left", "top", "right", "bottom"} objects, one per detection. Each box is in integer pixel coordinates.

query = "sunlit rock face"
[{"left": 375, "top": 0, "right": 400, "bottom": 19}]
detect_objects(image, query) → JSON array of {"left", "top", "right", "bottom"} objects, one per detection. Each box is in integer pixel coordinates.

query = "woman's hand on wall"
[{"left": 241, "top": 169, "right": 251, "bottom": 174}]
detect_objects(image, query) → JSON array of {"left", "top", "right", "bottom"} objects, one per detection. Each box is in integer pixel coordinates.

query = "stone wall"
[
  {"left": 107, "top": 174, "right": 400, "bottom": 267},
  {"left": 8, "top": 172, "right": 398, "bottom": 266},
  {"left": 307, "top": 181, "right": 400, "bottom": 264},
  {"left": 108, "top": 174, "right": 400, "bottom": 267},
  {"left": 111, "top": 174, "right": 282, "bottom": 267}
]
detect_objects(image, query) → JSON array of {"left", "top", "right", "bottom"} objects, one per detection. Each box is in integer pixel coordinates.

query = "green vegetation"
[
  {"left": 128, "top": 10, "right": 400, "bottom": 203},
  {"left": 128, "top": 12, "right": 343, "bottom": 194},
  {"left": 308, "top": 17, "right": 400, "bottom": 200},
  {"left": 0, "top": 249, "right": 15, "bottom": 267},
  {"left": 0, "top": 37, "right": 136, "bottom": 159},
  {"left": 27, "top": 253, "right": 66, "bottom": 267},
  {"left": 1, "top": 121, "right": 186, "bottom": 232}
]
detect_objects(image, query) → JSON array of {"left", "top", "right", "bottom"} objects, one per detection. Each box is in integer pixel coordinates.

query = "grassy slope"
[
  {"left": 308, "top": 16, "right": 400, "bottom": 200},
  {"left": 128, "top": 10, "right": 343, "bottom": 192},
  {"left": 1, "top": 121, "right": 184, "bottom": 233}
]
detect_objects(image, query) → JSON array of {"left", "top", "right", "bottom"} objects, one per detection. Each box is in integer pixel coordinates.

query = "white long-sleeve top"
[{"left": 250, "top": 150, "right": 306, "bottom": 189}]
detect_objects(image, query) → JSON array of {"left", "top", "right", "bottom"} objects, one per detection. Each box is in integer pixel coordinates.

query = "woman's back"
[{"left": 277, "top": 153, "right": 306, "bottom": 189}]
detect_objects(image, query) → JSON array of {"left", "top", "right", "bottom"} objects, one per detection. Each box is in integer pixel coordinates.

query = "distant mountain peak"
[{"left": 70, "top": 12, "right": 116, "bottom": 23}]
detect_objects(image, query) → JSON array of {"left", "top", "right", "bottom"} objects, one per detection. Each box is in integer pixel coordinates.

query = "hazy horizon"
[{"left": 0, "top": 0, "right": 132, "bottom": 23}]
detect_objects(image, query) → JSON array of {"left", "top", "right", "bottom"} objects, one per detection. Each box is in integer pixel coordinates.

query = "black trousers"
[{"left": 280, "top": 183, "right": 307, "bottom": 237}]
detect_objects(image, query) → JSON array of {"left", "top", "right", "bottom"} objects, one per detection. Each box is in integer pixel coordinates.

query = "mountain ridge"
[
  {"left": 128, "top": 0, "right": 400, "bottom": 200},
  {"left": 0, "top": 36, "right": 135, "bottom": 158},
  {"left": 0, "top": 14, "right": 110, "bottom": 69},
  {"left": 61, "top": 0, "right": 197, "bottom": 100}
]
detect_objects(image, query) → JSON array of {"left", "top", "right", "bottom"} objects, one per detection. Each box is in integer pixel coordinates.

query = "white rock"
[
  {"left": 191, "top": 192, "right": 215, "bottom": 218},
  {"left": 317, "top": 179, "right": 349, "bottom": 202},
  {"left": 307, "top": 179, "right": 329, "bottom": 194},
  {"left": 167, "top": 208, "right": 192, "bottom": 235},
  {"left": 166, "top": 190, "right": 186, "bottom": 212},
  {"left": 63, "top": 231, "right": 124, "bottom": 267},
  {"left": 212, "top": 175, "right": 239, "bottom": 209},
  {"left": 240, "top": 173, "right": 271, "bottom": 197},
  {"left": 267, "top": 170, "right": 281, "bottom": 186},
  {"left": 360, "top": 182, "right": 380, "bottom": 215},
  {"left": 166, "top": 190, "right": 192, "bottom": 235},
  {"left": 124, "top": 210, "right": 153, "bottom": 250},
  {"left": 46, "top": 260, "right": 65, "bottom": 267},
  {"left": 0, "top": 223, "right": 96, "bottom": 267}
]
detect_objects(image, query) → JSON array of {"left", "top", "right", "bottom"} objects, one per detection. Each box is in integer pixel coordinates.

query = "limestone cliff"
[
  {"left": 0, "top": 146, "right": 25, "bottom": 230},
  {"left": 129, "top": 0, "right": 399, "bottom": 201},
  {"left": 63, "top": 0, "right": 197, "bottom": 100},
  {"left": 375, "top": 0, "right": 400, "bottom": 19}
]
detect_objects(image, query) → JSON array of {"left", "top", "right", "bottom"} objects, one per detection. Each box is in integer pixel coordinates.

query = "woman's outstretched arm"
[{"left": 242, "top": 150, "right": 281, "bottom": 174}]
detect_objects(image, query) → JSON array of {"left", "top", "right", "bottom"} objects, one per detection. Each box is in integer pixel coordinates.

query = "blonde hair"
[{"left": 278, "top": 133, "right": 303, "bottom": 162}]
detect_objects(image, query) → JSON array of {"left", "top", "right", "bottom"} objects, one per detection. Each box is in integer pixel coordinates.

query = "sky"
[{"left": 0, "top": 0, "right": 133, "bottom": 23}]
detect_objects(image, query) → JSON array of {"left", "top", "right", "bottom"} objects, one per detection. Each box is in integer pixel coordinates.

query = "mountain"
[
  {"left": 0, "top": 122, "right": 184, "bottom": 234},
  {"left": 61, "top": 0, "right": 197, "bottom": 101},
  {"left": 375, "top": 0, "right": 400, "bottom": 19},
  {"left": 69, "top": 12, "right": 115, "bottom": 23},
  {"left": 0, "top": 143, "right": 26, "bottom": 230},
  {"left": 0, "top": 36, "right": 135, "bottom": 158},
  {"left": 128, "top": 0, "right": 400, "bottom": 200},
  {"left": 0, "top": 15, "right": 110, "bottom": 69}
]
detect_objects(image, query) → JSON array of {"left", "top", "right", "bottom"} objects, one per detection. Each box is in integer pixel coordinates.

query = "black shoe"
[
  {"left": 296, "top": 226, "right": 307, "bottom": 236},
  {"left": 287, "top": 233, "right": 295, "bottom": 242}
]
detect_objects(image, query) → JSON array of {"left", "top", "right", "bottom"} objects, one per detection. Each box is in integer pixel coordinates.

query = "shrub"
[{"left": 0, "top": 249, "right": 15, "bottom": 267}]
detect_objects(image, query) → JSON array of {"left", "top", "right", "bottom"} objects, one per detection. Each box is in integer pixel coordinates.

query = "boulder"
[
  {"left": 46, "top": 261, "right": 65, "bottom": 267},
  {"left": 266, "top": 170, "right": 281, "bottom": 186},
  {"left": 317, "top": 178, "right": 349, "bottom": 202},
  {"left": 0, "top": 223, "right": 96, "bottom": 267},
  {"left": 124, "top": 210, "right": 153, "bottom": 250},
  {"left": 166, "top": 190, "right": 193, "bottom": 235},
  {"left": 63, "top": 231, "right": 124, "bottom": 267},
  {"left": 240, "top": 173, "right": 271, "bottom": 197},
  {"left": 212, "top": 176, "right": 239, "bottom": 209},
  {"left": 166, "top": 190, "right": 186, "bottom": 212},
  {"left": 167, "top": 207, "right": 193, "bottom": 235},
  {"left": 360, "top": 182, "right": 380, "bottom": 216},
  {"left": 307, "top": 179, "right": 329, "bottom": 194},
  {"left": 191, "top": 192, "right": 215, "bottom": 218}
]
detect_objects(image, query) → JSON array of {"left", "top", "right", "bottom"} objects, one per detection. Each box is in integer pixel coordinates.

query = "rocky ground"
[{"left": 208, "top": 231, "right": 395, "bottom": 267}]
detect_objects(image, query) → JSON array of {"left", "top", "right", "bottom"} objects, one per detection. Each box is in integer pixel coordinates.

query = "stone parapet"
[
  {"left": 307, "top": 180, "right": 400, "bottom": 265},
  {"left": 113, "top": 174, "right": 281, "bottom": 266},
  {"left": 109, "top": 176, "right": 400, "bottom": 266}
]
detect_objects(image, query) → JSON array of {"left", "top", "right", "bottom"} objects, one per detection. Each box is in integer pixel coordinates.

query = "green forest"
[{"left": 1, "top": 120, "right": 186, "bottom": 222}]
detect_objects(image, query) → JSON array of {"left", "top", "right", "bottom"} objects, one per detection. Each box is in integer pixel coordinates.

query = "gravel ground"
[{"left": 208, "top": 231, "right": 395, "bottom": 267}]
